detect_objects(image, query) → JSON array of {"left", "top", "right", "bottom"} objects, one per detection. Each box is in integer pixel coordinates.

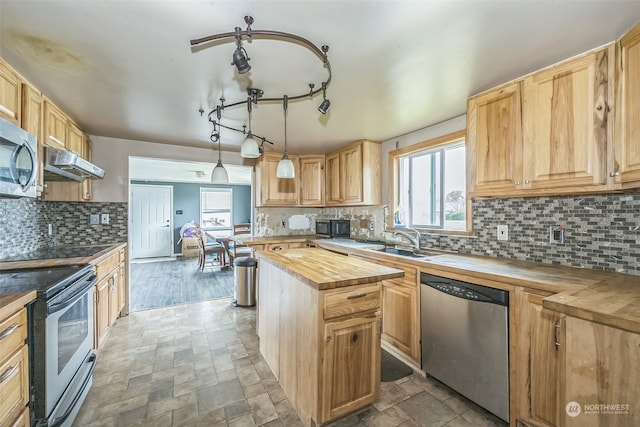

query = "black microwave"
[{"left": 316, "top": 219, "right": 350, "bottom": 238}]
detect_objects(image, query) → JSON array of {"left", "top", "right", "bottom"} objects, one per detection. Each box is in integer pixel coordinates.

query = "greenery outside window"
[
  {"left": 390, "top": 130, "right": 467, "bottom": 232},
  {"left": 200, "top": 188, "right": 233, "bottom": 236}
]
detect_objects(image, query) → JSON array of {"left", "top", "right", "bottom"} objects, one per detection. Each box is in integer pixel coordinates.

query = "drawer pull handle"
[
  {"left": 347, "top": 293, "right": 366, "bottom": 299},
  {"left": 0, "top": 363, "right": 19, "bottom": 384},
  {"left": 0, "top": 323, "right": 20, "bottom": 341},
  {"left": 554, "top": 321, "right": 561, "bottom": 350}
]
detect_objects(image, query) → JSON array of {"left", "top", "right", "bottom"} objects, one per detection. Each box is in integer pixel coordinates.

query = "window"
[
  {"left": 392, "top": 131, "right": 466, "bottom": 231},
  {"left": 200, "top": 188, "right": 232, "bottom": 235}
]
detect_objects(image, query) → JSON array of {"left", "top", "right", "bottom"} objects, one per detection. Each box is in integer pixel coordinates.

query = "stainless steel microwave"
[
  {"left": 0, "top": 117, "right": 38, "bottom": 198},
  {"left": 316, "top": 219, "right": 351, "bottom": 238}
]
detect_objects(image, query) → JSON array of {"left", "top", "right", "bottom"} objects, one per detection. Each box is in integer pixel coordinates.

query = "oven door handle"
[
  {"left": 47, "top": 275, "right": 96, "bottom": 315},
  {"left": 47, "top": 353, "right": 97, "bottom": 427}
]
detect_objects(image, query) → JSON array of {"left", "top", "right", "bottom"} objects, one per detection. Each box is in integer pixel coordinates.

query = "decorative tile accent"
[{"left": 0, "top": 199, "right": 127, "bottom": 259}]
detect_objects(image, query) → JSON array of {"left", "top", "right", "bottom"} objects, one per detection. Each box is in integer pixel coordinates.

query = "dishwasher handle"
[{"left": 420, "top": 273, "right": 509, "bottom": 306}]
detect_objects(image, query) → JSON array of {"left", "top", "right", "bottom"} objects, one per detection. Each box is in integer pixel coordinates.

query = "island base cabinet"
[
  {"left": 257, "top": 259, "right": 381, "bottom": 427},
  {"left": 321, "top": 314, "right": 381, "bottom": 423},
  {"left": 563, "top": 317, "right": 640, "bottom": 427}
]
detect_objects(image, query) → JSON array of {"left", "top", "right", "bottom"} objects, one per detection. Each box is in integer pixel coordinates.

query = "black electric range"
[
  {"left": 0, "top": 264, "right": 93, "bottom": 297},
  {"left": 0, "top": 244, "right": 114, "bottom": 263}
]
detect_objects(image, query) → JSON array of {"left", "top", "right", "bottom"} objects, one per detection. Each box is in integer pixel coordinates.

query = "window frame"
[
  {"left": 200, "top": 187, "right": 233, "bottom": 234},
  {"left": 388, "top": 130, "right": 471, "bottom": 234}
]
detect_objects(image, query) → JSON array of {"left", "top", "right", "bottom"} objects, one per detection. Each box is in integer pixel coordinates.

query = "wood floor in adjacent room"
[
  {"left": 74, "top": 298, "right": 507, "bottom": 426},
  {"left": 129, "top": 257, "right": 234, "bottom": 311}
]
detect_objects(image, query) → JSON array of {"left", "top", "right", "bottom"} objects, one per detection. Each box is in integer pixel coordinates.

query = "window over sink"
[{"left": 390, "top": 130, "right": 468, "bottom": 232}]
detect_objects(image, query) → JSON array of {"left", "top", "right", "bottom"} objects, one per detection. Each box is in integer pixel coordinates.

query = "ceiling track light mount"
[{"left": 191, "top": 16, "right": 332, "bottom": 158}]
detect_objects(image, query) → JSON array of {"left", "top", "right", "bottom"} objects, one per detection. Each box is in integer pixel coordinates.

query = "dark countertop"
[{"left": 0, "top": 243, "right": 126, "bottom": 271}]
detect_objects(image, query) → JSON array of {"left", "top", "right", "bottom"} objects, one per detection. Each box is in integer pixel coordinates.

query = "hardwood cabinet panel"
[
  {"left": 0, "top": 346, "right": 29, "bottom": 427},
  {"left": 321, "top": 313, "right": 380, "bottom": 423},
  {"left": 0, "top": 58, "right": 22, "bottom": 125},
  {"left": 522, "top": 47, "right": 612, "bottom": 191},
  {"left": 67, "top": 121, "right": 84, "bottom": 156},
  {"left": 0, "top": 310, "right": 27, "bottom": 368},
  {"left": 94, "top": 277, "right": 110, "bottom": 350},
  {"left": 325, "top": 152, "right": 342, "bottom": 204},
  {"left": 21, "top": 85, "right": 44, "bottom": 192},
  {"left": 615, "top": 22, "right": 640, "bottom": 187},
  {"left": 467, "top": 81, "right": 523, "bottom": 194},
  {"left": 43, "top": 100, "right": 68, "bottom": 149},
  {"left": 256, "top": 153, "right": 299, "bottom": 206},
  {"left": 381, "top": 283, "right": 419, "bottom": 362},
  {"left": 299, "top": 155, "right": 325, "bottom": 206},
  {"left": 325, "top": 140, "right": 381, "bottom": 206}
]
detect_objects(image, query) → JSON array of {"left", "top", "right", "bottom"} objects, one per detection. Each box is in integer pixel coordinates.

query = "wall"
[
  {"left": 131, "top": 181, "right": 251, "bottom": 254},
  {"left": 0, "top": 198, "right": 127, "bottom": 258},
  {"left": 90, "top": 135, "right": 255, "bottom": 202}
]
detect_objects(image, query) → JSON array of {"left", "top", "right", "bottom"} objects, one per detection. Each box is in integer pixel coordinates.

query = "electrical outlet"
[
  {"left": 281, "top": 219, "right": 286, "bottom": 228},
  {"left": 497, "top": 224, "right": 509, "bottom": 241},
  {"left": 101, "top": 213, "right": 110, "bottom": 224},
  {"left": 549, "top": 225, "right": 565, "bottom": 244},
  {"left": 89, "top": 214, "right": 100, "bottom": 225},
  {"left": 369, "top": 221, "right": 375, "bottom": 231}
]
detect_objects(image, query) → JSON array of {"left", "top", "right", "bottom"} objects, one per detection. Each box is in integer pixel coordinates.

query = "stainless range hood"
[{"left": 44, "top": 147, "right": 105, "bottom": 182}]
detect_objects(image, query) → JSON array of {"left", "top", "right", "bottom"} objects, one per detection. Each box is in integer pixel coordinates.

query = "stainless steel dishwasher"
[{"left": 421, "top": 273, "right": 509, "bottom": 422}]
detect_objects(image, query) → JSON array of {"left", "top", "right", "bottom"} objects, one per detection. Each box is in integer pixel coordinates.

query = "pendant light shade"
[
  {"left": 211, "top": 159, "right": 229, "bottom": 183},
  {"left": 211, "top": 122, "right": 229, "bottom": 184},
  {"left": 240, "top": 135, "right": 261, "bottom": 158},
  {"left": 276, "top": 152, "right": 295, "bottom": 178},
  {"left": 276, "top": 95, "right": 295, "bottom": 179}
]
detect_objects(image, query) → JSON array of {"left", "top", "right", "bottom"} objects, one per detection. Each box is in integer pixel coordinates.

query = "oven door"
[{"left": 45, "top": 285, "right": 94, "bottom": 416}]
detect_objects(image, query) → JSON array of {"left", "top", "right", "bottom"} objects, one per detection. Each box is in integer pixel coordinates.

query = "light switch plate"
[
  {"left": 89, "top": 214, "right": 100, "bottom": 225},
  {"left": 497, "top": 224, "right": 509, "bottom": 241}
]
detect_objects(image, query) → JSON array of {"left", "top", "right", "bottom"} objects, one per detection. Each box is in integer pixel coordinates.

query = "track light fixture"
[
  {"left": 318, "top": 81, "right": 330, "bottom": 114},
  {"left": 191, "top": 16, "right": 333, "bottom": 164}
]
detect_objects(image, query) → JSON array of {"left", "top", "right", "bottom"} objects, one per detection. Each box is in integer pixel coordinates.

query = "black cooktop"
[
  {"left": 1, "top": 244, "right": 113, "bottom": 262},
  {"left": 0, "top": 264, "right": 93, "bottom": 297}
]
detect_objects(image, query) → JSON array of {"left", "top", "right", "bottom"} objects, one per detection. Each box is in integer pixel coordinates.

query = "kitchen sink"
[{"left": 376, "top": 247, "right": 428, "bottom": 258}]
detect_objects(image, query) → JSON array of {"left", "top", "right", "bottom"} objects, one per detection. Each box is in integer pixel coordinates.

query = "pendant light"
[
  {"left": 276, "top": 95, "right": 295, "bottom": 179},
  {"left": 211, "top": 123, "right": 229, "bottom": 184},
  {"left": 240, "top": 99, "right": 261, "bottom": 158}
]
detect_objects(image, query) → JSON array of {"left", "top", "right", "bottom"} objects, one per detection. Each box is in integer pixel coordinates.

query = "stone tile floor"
[{"left": 74, "top": 298, "right": 507, "bottom": 427}]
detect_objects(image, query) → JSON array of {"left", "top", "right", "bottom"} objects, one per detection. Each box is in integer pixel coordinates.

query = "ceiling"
[{"left": 2, "top": 1, "right": 640, "bottom": 157}]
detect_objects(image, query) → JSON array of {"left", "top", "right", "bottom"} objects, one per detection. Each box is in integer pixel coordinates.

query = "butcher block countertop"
[
  {"left": 256, "top": 247, "right": 404, "bottom": 290},
  {"left": 0, "top": 290, "right": 36, "bottom": 319},
  {"left": 0, "top": 243, "right": 126, "bottom": 271},
  {"left": 315, "top": 239, "right": 640, "bottom": 334},
  {"left": 234, "top": 234, "right": 317, "bottom": 245}
]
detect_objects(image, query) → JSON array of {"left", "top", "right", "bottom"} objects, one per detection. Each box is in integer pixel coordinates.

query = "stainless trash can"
[{"left": 233, "top": 257, "right": 257, "bottom": 307}]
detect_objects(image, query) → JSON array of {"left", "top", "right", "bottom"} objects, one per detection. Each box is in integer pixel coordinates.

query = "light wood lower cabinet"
[
  {"left": 0, "top": 306, "right": 30, "bottom": 427},
  {"left": 258, "top": 260, "right": 381, "bottom": 427},
  {"left": 514, "top": 290, "right": 565, "bottom": 427},
  {"left": 93, "top": 246, "right": 127, "bottom": 350}
]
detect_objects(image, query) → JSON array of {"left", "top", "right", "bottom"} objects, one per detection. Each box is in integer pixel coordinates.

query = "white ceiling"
[{"left": 2, "top": 1, "right": 640, "bottom": 157}]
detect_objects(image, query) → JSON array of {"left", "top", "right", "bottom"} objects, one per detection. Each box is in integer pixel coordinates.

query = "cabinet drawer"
[
  {"left": 0, "top": 310, "right": 27, "bottom": 367},
  {"left": 266, "top": 243, "right": 288, "bottom": 251},
  {"left": 95, "top": 251, "right": 120, "bottom": 280},
  {"left": 0, "top": 346, "right": 29, "bottom": 427},
  {"left": 324, "top": 284, "right": 380, "bottom": 320}
]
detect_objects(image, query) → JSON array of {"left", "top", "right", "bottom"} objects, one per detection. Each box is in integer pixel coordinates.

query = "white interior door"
[{"left": 130, "top": 184, "right": 173, "bottom": 259}]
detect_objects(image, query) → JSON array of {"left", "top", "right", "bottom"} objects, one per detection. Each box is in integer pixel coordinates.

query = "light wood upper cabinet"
[
  {"left": 0, "top": 58, "right": 22, "bottom": 125},
  {"left": 299, "top": 155, "right": 325, "bottom": 206},
  {"left": 325, "top": 139, "right": 381, "bottom": 206},
  {"left": 614, "top": 22, "right": 640, "bottom": 188},
  {"left": 467, "top": 81, "right": 523, "bottom": 194},
  {"left": 67, "top": 121, "right": 84, "bottom": 156},
  {"left": 256, "top": 152, "right": 299, "bottom": 206},
  {"left": 522, "top": 45, "right": 613, "bottom": 191},
  {"left": 81, "top": 137, "right": 92, "bottom": 201},
  {"left": 43, "top": 99, "right": 68, "bottom": 149},
  {"left": 22, "top": 84, "right": 44, "bottom": 191}
]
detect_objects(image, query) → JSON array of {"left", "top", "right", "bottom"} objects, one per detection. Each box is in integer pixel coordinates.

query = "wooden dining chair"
[
  {"left": 229, "top": 223, "right": 253, "bottom": 266},
  {"left": 196, "top": 229, "right": 226, "bottom": 271}
]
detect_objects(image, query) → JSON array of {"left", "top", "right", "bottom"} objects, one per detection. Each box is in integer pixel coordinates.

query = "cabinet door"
[
  {"left": 43, "top": 100, "right": 68, "bottom": 149},
  {"left": 321, "top": 313, "right": 380, "bottom": 423},
  {"left": 81, "top": 137, "right": 92, "bottom": 201},
  {"left": 108, "top": 273, "right": 119, "bottom": 326},
  {"left": 257, "top": 153, "right": 299, "bottom": 206},
  {"left": 527, "top": 293, "right": 565, "bottom": 426},
  {"left": 21, "top": 85, "right": 43, "bottom": 191},
  {"left": 299, "top": 155, "right": 325, "bottom": 206},
  {"left": 67, "top": 122, "right": 84, "bottom": 156},
  {"left": 325, "top": 152, "right": 342, "bottom": 205},
  {"left": 94, "top": 279, "right": 110, "bottom": 349},
  {"left": 341, "top": 143, "right": 364, "bottom": 204},
  {"left": 563, "top": 317, "right": 640, "bottom": 427},
  {"left": 467, "top": 82, "right": 523, "bottom": 194},
  {"left": 117, "top": 263, "right": 126, "bottom": 312},
  {"left": 381, "top": 282, "right": 419, "bottom": 363},
  {"left": 0, "top": 59, "right": 21, "bottom": 125},
  {"left": 522, "top": 47, "right": 611, "bottom": 191},
  {"left": 0, "top": 345, "right": 29, "bottom": 427},
  {"left": 614, "top": 23, "right": 640, "bottom": 187}
]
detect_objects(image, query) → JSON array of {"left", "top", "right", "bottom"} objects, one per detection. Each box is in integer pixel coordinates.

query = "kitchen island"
[{"left": 256, "top": 248, "right": 403, "bottom": 427}]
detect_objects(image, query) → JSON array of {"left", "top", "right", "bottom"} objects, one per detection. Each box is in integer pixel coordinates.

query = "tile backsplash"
[{"left": 0, "top": 198, "right": 127, "bottom": 258}]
